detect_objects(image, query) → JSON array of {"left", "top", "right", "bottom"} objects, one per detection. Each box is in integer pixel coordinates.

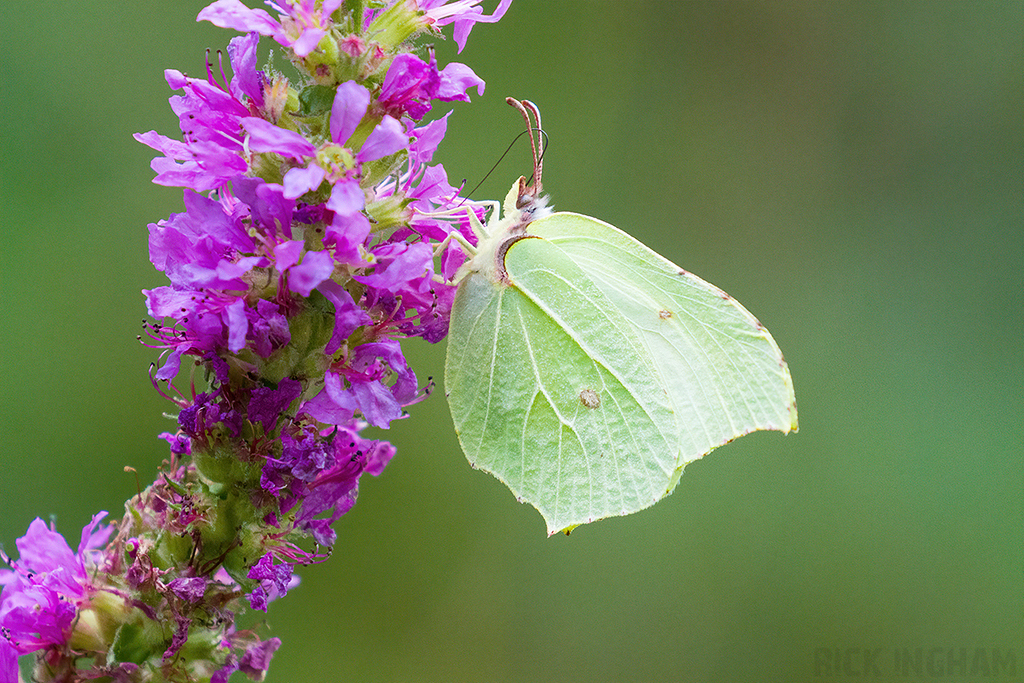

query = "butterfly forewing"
[{"left": 529, "top": 212, "right": 798, "bottom": 469}]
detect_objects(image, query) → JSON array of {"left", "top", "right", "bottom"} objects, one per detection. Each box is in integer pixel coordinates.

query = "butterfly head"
[
  {"left": 503, "top": 175, "right": 551, "bottom": 231},
  {"left": 503, "top": 98, "right": 551, "bottom": 230}
]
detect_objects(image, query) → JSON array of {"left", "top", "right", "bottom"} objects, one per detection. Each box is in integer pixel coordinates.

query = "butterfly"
[{"left": 441, "top": 99, "right": 797, "bottom": 535}]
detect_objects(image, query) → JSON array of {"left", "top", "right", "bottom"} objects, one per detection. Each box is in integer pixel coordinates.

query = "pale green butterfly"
[{"left": 441, "top": 99, "right": 797, "bottom": 535}]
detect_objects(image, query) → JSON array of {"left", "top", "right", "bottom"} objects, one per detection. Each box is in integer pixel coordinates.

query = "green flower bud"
[{"left": 366, "top": 0, "right": 428, "bottom": 51}]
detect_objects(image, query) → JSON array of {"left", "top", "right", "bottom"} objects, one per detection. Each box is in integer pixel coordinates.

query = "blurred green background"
[{"left": 2, "top": 1, "right": 1021, "bottom": 681}]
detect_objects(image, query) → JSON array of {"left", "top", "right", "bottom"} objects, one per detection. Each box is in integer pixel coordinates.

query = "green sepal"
[
  {"left": 297, "top": 84, "right": 337, "bottom": 117},
  {"left": 361, "top": 150, "right": 407, "bottom": 192},
  {"left": 365, "top": 193, "right": 413, "bottom": 231},
  {"left": 256, "top": 291, "right": 337, "bottom": 384},
  {"left": 70, "top": 591, "right": 133, "bottom": 654},
  {"left": 110, "top": 618, "right": 166, "bottom": 666},
  {"left": 303, "top": 34, "right": 342, "bottom": 85},
  {"left": 198, "top": 491, "right": 260, "bottom": 564},
  {"left": 366, "top": 0, "right": 425, "bottom": 51},
  {"left": 150, "top": 523, "right": 195, "bottom": 571},
  {"left": 342, "top": 0, "right": 366, "bottom": 30},
  {"left": 192, "top": 447, "right": 236, "bottom": 487},
  {"left": 249, "top": 151, "right": 286, "bottom": 186}
]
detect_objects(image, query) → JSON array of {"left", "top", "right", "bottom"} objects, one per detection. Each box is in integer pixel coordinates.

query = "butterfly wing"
[
  {"left": 529, "top": 211, "right": 798, "bottom": 469},
  {"left": 445, "top": 211, "right": 797, "bottom": 534},
  {"left": 445, "top": 236, "right": 683, "bottom": 535}
]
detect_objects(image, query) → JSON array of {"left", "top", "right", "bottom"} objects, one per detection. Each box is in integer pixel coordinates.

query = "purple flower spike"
[
  {"left": 287, "top": 250, "right": 336, "bottom": 296},
  {"left": 199, "top": 0, "right": 342, "bottom": 58},
  {"left": 379, "top": 53, "right": 442, "bottom": 119},
  {"left": 249, "top": 378, "right": 303, "bottom": 430},
  {"left": 246, "top": 553, "right": 294, "bottom": 612},
  {"left": 317, "top": 279, "right": 372, "bottom": 354},
  {"left": 283, "top": 163, "right": 327, "bottom": 199},
  {"left": 134, "top": 38, "right": 261, "bottom": 192},
  {"left": 437, "top": 62, "right": 486, "bottom": 102},
  {"left": 326, "top": 180, "right": 365, "bottom": 215},
  {"left": 349, "top": 376, "right": 403, "bottom": 428},
  {"left": 167, "top": 577, "right": 207, "bottom": 604},
  {"left": 238, "top": 638, "right": 282, "bottom": 678},
  {"left": 379, "top": 51, "right": 483, "bottom": 120},
  {"left": 123, "top": 1, "right": 513, "bottom": 677},
  {"left": 226, "top": 33, "right": 265, "bottom": 107},
  {"left": 410, "top": 113, "right": 451, "bottom": 163}
]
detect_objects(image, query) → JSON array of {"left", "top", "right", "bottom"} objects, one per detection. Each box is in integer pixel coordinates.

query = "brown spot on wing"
[{"left": 579, "top": 389, "right": 600, "bottom": 409}]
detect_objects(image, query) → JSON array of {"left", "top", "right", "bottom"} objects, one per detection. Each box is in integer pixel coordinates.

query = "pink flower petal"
[
  {"left": 197, "top": 0, "right": 280, "bottom": 36},
  {"left": 326, "top": 180, "right": 364, "bottom": 214},
  {"left": 357, "top": 116, "right": 408, "bottom": 162},
  {"left": 288, "top": 250, "right": 335, "bottom": 297},
  {"left": 330, "top": 81, "right": 370, "bottom": 145},
  {"left": 242, "top": 117, "right": 316, "bottom": 158},
  {"left": 283, "top": 164, "right": 326, "bottom": 199}
]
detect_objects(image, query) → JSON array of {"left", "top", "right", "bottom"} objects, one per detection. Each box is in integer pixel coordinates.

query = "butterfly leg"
[
  {"left": 432, "top": 228, "right": 477, "bottom": 260},
  {"left": 418, "top": 200, "right": 502, "bottom": 284},
  {"left": 420, "top": 197, "right": 501, "bottom": 259},
  {"left": 471, "top": 200, "right": 502, "bottom": 238},
  {"left": 430, "top": 212, "right": 480, "bottom": 286}
]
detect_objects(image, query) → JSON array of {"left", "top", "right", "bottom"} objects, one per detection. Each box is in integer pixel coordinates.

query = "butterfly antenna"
[
  {"left": 506, "top": 98, "right": 545, "bottom": 197},
  {"left": 461, "top": 123, "right": 548, "bottom": 202},
  {"left": 463, "top": 129, "right": 531, "bottom": 200}
]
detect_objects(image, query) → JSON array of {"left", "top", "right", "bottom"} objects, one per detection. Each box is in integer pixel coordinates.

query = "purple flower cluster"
[
  {"left": 132, "top": 0, "right": 509, "bottom": 550},
  {"left": 2, "top": 1, "right": 512, "bottom": 681},
  {"left": 0, "top": 515, "right": 110, "bottom": 659}
]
